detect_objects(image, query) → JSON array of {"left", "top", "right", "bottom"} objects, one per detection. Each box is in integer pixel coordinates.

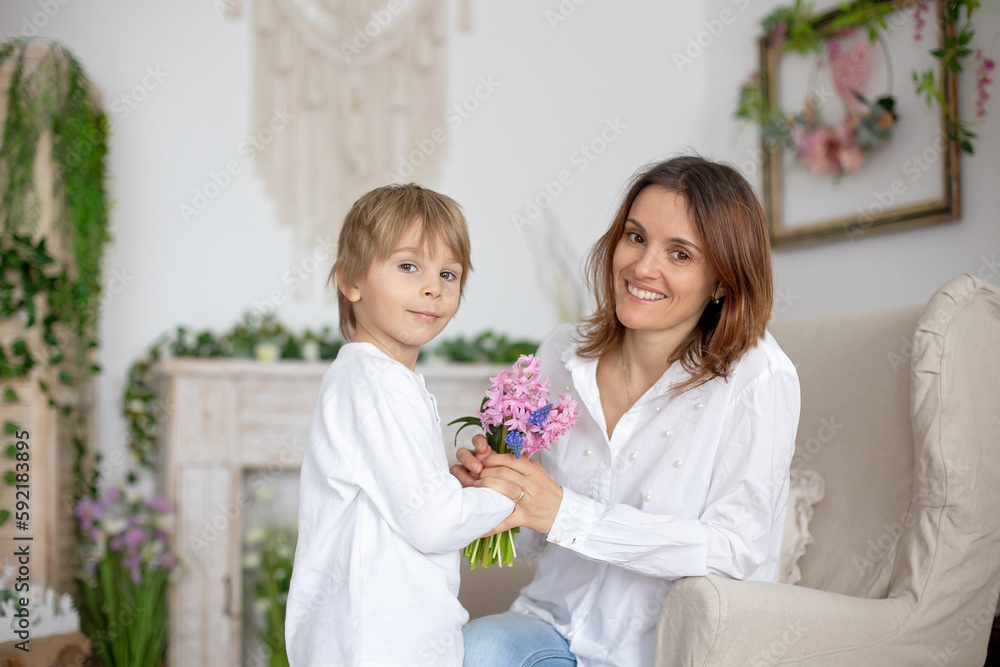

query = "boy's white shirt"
[{"left": 285, "top": 342, "right": 515, "bottom": 667}]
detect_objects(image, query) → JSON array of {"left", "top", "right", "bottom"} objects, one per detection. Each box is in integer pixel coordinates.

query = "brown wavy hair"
[
  {"left": 329, "top": 183, "right": 472, "bottom": 340},
  {"left": 577, "top": 155, "right": 773, "bottom": 394}
]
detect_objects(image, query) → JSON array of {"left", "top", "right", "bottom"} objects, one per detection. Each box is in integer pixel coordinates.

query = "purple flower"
[
  {"left": 122, "top": 527, "right": 149, "bottom": 551},
  {"left": 123, "top": 552, "right": 144, "bottom": 585},
  {"left": 75, "top": 498, "right": 103, "bottom": 530},
  {"left": 101, "top": 485, "right": 121, "bottom": 507},
  {"left": 157, "top": 552, "right": 178, "bottom": 570},
  {"left": 148, "top": 495, "right": 170, "bottom": 515}
]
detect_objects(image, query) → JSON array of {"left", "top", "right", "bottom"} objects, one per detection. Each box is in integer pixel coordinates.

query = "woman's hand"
[
  {"left": 449, "top": 434, "right": 493, "bottom": 487},
  {"left": 475, "top": 452, "right": 564, "bottom": 536}
]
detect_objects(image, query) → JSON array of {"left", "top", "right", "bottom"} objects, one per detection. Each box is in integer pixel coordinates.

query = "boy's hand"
[{"left": 449, "top": 434, "right": 493, "bottom": 487}]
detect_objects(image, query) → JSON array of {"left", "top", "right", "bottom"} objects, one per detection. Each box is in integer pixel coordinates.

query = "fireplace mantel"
[{"left": 155, "top": 357, "right": 502, "bottom": 666}]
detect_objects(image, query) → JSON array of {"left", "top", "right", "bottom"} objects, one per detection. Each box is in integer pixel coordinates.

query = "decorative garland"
[
  {"left": 124, "top": 312, "right": 539, "bottom": 467},
  {"left": 0, "top": 39, "right": 110, "bottom": 522},
  {"left": 736, "top": 0, "right": 991, "bottom": 176}
]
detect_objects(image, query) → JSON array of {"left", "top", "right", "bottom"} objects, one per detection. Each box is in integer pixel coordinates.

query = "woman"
[{"left": 452, "top": 156, "right": 801, "bottom": 666}]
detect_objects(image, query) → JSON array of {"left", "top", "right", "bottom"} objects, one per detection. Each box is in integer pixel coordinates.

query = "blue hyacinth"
[
  {"left": 505, "top": 430, "right": 524, "bottom": 458},
  {"left": 528, "top": 403, "right": 553, "bottom": 427}
]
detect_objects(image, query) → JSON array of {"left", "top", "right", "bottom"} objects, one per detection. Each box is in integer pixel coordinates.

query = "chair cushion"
[
  {"left": 770, "top": 304, "right": 920, "bottom": 597},
  {"left": 779, "top": 468, "right": 825, "bottom": 585}
]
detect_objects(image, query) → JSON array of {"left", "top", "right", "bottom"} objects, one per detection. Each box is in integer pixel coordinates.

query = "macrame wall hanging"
[{"left": 224, "top": 0, "right": 473, "bottom": 300}]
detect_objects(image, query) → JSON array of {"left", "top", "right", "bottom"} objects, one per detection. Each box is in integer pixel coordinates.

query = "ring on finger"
[{"left": 514, "top": 489, "right": 525, "bottom": 503}]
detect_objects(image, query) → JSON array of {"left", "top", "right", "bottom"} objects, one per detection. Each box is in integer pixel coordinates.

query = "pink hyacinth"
[
  {"left": 477, "top": 355, "right": 580, "bottom": 459},
  {"left": 913, "top": 1, "right": 928, "bottom": 42}
]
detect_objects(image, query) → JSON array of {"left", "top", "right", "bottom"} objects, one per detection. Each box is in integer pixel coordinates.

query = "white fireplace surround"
[{"left": 155, "top": 357, "right": 502, "bottom": 666}]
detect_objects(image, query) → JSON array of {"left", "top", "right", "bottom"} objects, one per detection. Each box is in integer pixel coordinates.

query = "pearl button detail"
[
  {"left": 653, "top": 406, "right": 662, "bottom": 413},
  {"left": 552, "top": 536, "right": 562, "bottom": 544},
  {"left": 628, "top": 452, "right": 637, "bottom": 460},
  {"left": 662, "top": 429, "right": 672, "bottom": 437},
  {"left": 565, "top": 386, "right": 571, "bottom": 392},
  {"left": 583, "top": 449, "right": 592, "bottom": 457},
  {"left": 644, "top": 493, "right": 653, "bottom": 502},
  {"left": 694, "top": 402, "right": 704, "bottom": 410},
  {"left": 674, "top": 459, "right": 683, "bottom": 468},
  {"left": 730, "top": 368, "right": 737, "bottom": 376}
]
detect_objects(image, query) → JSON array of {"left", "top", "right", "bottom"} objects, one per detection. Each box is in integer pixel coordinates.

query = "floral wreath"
[
  {"left": 738, "top": 30, "right": 898, "bottom": 177},
  {"left": 736, "top": 0, "right": 994, "bottom": 178}
]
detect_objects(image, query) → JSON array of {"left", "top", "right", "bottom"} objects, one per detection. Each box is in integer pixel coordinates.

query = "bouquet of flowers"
[{"left": 450, "top": 355, "right": 579, "bottom": 568}]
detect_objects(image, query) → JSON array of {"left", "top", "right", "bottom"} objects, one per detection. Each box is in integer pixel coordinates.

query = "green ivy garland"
[
  {"left": 124, "top": 312, "right": 539, "bottom": 468},
  {"left": 0, "top": 39, "right": 110, "bottom": 522},
  {"left": 736, "top": 0, "right": 986, "bottom": 155}
]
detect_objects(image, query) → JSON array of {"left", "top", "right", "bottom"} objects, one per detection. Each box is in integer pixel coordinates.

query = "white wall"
[{"left": 0, "top": 0, "right": 997, "bottom": 474}]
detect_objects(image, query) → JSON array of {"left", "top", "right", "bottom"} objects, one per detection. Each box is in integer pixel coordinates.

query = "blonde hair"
[{"left": 329, "top": 183, "right": 472, "bottom": 339}]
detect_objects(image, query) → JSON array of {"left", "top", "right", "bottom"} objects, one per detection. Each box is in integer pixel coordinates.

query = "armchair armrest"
[{"left": 655, "top": 575, "right": 913, "bottom": 666}]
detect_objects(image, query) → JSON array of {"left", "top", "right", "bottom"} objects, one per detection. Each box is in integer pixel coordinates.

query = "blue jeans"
[{"left": 463, "top": 611, "right": 577, "bottom": 666}]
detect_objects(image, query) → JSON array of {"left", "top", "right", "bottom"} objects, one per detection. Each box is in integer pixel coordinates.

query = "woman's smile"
[{"left": 625, "top": 279, "right": 666, "bottom": 302}]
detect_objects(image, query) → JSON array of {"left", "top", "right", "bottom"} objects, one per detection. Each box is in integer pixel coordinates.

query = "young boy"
[{"left": 285, "top": 184, "right": 516, "bottom": 666}]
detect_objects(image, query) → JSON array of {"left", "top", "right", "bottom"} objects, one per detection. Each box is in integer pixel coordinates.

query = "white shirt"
[
  {"left": 285, "top": 343, "right": 515, "bottom": 667},
  {"left": 510, "top": 324, "right": 801, "bottom": 666}
]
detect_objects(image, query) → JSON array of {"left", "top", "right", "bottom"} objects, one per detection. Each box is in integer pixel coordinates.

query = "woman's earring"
[{"left": 712, "top": 295, "right": 721, "bottom": 305}]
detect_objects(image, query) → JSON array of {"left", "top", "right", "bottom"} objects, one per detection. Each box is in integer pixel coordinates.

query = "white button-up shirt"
[
  {"left": 286, "top": 343, "right": 515, "bottom": 667},
  {"left": 510, "top": 324, "right": 800, "bottom": 666}
]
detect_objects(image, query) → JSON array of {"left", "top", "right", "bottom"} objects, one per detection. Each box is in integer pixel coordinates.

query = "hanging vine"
[{"left": 0, "top": 39, "right": 111, "bottom": 522}]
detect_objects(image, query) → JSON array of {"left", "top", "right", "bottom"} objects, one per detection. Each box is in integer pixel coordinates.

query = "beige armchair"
[{"left": 656, "top": 274, "right": 1000, "bottom": 666}]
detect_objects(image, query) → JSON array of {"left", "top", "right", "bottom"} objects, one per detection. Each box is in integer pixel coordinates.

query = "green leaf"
[
  {"left": 961, "top": 140, "right": 974, "bottom": 154},
  {"left": 3, "top": 422, "right": 19, "bottom": 435},
  {"left": 58, "top": 370, "right": 74, "bottom": 386},
  {"left": 3, "top": 471, "right": 16, "bottom": 485},
  {"left": 0, "top": 510, "right": 9, "bottom": 527},
  {"left": 4, "top": 445, "right": 17, "bottom": 459},
  {"left": 2, "top": 388, "right": 17, "bottom": 403}
]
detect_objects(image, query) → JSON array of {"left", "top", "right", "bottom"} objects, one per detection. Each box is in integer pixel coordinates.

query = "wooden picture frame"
[{"left": 758, "top": 0, "right": 962, "bottom": 247}]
